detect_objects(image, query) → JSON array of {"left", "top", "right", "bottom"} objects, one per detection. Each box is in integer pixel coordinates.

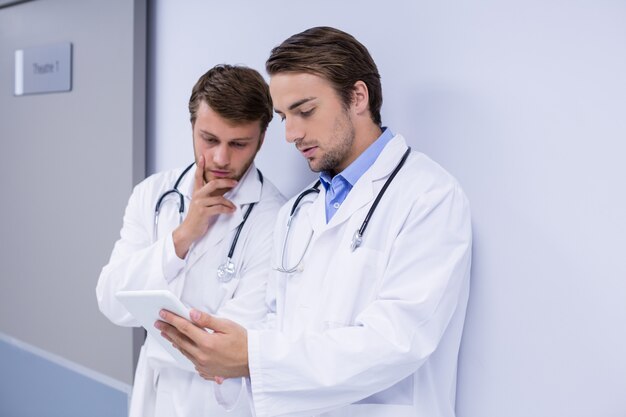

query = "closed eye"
[{"left": 300, "top": 108, "right": 315, "bottom": 118}]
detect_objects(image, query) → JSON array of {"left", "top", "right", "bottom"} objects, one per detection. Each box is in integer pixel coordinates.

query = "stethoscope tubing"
[
  {"left": 278, "top": 146, "right": 412, "bottom": 272},
  {"left": 153, "top": 163, "right": 263, "bottom": 281},
  {"left": 154, "top": 162, "right": 195, "bottom": 216},
  {"left": 352, "top": 147, "right": 411, "bottom": 247}
]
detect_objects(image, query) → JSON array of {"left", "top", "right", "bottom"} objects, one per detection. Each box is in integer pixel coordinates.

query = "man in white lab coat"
[
  {"left": 96, "top": 65, "right": 284, "bottom": 417},
  {"left": 157, "top": 27, "right": 472, "bottom": 417}
]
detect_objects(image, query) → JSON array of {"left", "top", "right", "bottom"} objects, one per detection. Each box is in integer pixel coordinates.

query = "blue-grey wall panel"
[{"left": 0, "top": 334, "right": 130, "bottom": 417}]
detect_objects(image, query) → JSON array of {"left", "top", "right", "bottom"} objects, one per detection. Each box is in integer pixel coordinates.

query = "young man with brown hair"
[
  {"left": 97, "top": 64, "right": 284, "bottom": 417},
  {"left": 158, "top": 27, "right": 472, "bottom": 417}
]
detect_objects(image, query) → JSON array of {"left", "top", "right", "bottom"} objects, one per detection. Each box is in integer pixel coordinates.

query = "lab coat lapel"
[
  {"left": 184, "top": 164, "right": 262, "bottom": 270},
  {"left": 325, "top": 135, "right": 409, "bottom": 230}
]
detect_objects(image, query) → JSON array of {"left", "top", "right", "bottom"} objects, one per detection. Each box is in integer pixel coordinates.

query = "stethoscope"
[
  {"left": 154, "top": 162, "right": 263, "bottom": 283},
  {"left": 276, "top": 147, "right": 411, "bottom": 273}
]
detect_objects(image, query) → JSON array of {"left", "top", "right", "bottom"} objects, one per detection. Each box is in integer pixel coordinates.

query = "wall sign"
[{"left": 14, "top": 42, "right": 72, "bottom": 96}]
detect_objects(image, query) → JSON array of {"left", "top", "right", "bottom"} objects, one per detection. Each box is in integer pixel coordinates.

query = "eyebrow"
[
  {"left": 289, "top": 97, "right": 316, "bottom": 111},
  {"left": 279, "top": 96, "right": 316, "bottom": 112},
  {"left": 199, "top": 130, "right": 255, "bottom": 141},
  {"left": 199, "top": 129, "right": 217, "bottom": 137}
]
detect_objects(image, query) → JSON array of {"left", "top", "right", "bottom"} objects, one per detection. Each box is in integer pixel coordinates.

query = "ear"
[{"left": 351, "top": 80, "right": 370, "bottom": 116}]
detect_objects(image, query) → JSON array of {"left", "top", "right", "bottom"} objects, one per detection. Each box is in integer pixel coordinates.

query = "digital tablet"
[{"left": 115, "top": 289, "right": 195, "bottom": 371}]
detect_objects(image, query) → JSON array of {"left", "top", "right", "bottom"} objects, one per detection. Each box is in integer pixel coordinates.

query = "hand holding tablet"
[{"left": 115, "top": 289, "right": 196, "bottom": 371}]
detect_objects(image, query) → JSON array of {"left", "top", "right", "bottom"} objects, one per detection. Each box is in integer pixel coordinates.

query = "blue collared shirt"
[{"left": 320, "top": 127, "right": 395, "bottom": 222}]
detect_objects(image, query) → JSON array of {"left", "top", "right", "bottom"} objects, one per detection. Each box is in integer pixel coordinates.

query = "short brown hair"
[
  {"left": 266, "top": 26, "right": 382, "bottom": 126},
  {"left": 188, "top": 64, "right": 273, "bottom": 132}
]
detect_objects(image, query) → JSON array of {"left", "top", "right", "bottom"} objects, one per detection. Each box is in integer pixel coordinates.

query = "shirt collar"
[{"left": 320, "top": 126, "right": 395, "bottom": 189}]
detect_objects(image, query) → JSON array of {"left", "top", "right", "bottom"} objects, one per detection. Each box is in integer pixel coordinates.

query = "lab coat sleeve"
[
  {"left": 96, "top": 177, "right": 186, "bottom": 327},
  {"left": 247, "top": 183, "right": 472, "bottom": 417}
]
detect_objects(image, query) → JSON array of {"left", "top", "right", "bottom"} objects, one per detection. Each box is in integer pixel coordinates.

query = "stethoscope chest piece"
[
  {"left": 216, "top": 258, "right": 236, "bottom": 283},
  {"left": 154, "top": 164, "right": 264, "bottom": 284},
  {"left": 350, "top": 230, "right": 363, "bottom": 252}
]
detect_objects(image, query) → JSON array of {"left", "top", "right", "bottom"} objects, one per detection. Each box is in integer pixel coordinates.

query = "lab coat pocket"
[{"left": 322, "top": 247, "right": 385, "bottom": 329}]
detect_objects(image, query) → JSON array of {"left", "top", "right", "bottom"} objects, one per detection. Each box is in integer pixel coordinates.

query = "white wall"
[{"left": 147, "top": 1, "right": 626, "bottom": 416}]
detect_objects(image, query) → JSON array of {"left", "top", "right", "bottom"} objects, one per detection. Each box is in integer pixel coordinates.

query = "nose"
[
  {"left": 212, "top": 144, "right": 230, "bottom": 167},
  {"left": 285, "top": 117, "right": 304, "bottom": 144}
]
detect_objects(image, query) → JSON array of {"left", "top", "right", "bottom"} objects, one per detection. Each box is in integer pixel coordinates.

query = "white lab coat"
[
  {"left": 96, "top": 163, "right": 285, "bottom": 417},
  {"left": 245, "top": 135, "right": 472, "bottom": 417}
]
